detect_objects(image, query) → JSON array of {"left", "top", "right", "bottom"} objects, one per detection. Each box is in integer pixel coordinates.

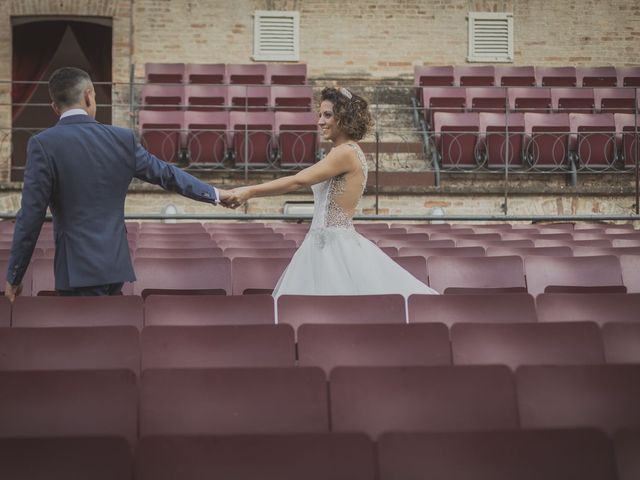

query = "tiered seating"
[
  {"left": 138, "top": 63, "right": 316, "bottom": 167},
  {"left": 416, "top": 65, "right": 638, "bottom": 170}
]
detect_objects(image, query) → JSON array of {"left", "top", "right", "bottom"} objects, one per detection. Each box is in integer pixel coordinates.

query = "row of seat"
[
  {"left": 430, "top": 112, "right": 639, "bottom": 168},
  {"left": 0, "top": 319, "right": 637, "bottom": 372},
  {"left": 141, "top": 84, "right": 314, "bottom": 111},
  {"left": 1, "top": 291, "right": 638, "bottom": 328},
  {"left": 3, "top": 253, "right": 639, "bottom": 296},
  {"left": 419, "top": 87, "right": 640, "bottom": 125},
  {"left": 414, "top": 65, "right": 640, "bottom": 88},
  {"left": 0, "top": 429, "right": 635, "bottom": 480},
  {"left": 137, "top": 110, "right": 318, "bottom": 165},
  {"left": 145, "top": 62, "right": 307, "bottom": 85},
  {"left": 0, "top": 365, "right": 639, "bottom": 443}
]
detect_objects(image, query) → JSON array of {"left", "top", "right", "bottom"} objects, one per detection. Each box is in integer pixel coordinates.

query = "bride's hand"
[{"left": 227, "top": 186, "right": 252, "bottom": 208}]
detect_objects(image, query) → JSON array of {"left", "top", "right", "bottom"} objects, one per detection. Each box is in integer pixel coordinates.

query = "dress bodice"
[{"left": 310, "top": 143, "right": 368, "bottom": 230}]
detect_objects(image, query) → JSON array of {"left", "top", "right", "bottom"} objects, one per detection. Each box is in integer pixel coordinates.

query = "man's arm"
[
  {"left": 133, "top": 142, "right": 227, "bottom": 204},
  {"left": 5, "top": 137, "right": 53, "bottom": 300}
]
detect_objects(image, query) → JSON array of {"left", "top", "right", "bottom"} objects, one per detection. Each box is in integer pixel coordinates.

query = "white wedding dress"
[{"left": 272, "top": 143, "right": 438, "bottom": 298}]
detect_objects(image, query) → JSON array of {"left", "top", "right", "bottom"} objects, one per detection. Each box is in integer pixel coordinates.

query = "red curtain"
[
  {"left": 11, "top": 22, "right": 67, "bottom": 121},
  {"left": 68, "top": 21, "right": 113, "bottom": 100}
]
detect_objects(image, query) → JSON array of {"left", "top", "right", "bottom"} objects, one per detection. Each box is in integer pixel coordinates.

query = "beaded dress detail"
[{"left": 272, "top": 143, "right": 437, "bottom": 300}]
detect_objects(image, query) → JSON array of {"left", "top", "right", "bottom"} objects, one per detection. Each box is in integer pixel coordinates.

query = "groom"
[{"left": 4, "top": 66, "right": 230, "bottom": 299}]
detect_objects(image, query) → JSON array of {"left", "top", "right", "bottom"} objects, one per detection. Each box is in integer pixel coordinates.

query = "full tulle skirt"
[{"left": 272, "top": 228, "right": 438, "bottom": 297}]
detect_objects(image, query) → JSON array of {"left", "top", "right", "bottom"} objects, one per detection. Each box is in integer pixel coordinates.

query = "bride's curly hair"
[{"left": 320, "top": 87, "right": 374, "bottom": 141}]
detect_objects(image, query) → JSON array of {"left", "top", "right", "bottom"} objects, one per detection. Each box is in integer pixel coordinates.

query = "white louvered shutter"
[
  {"left": 253, "top": 10, "right": 300, "bottom": 61},
  {"left": 467, "top": 12, "right": 513, "bottom": 63}
]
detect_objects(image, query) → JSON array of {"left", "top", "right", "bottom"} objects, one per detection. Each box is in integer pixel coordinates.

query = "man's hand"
[
  {"left": 216, "top": 189, "right": 235, "bottom": 208},
  {"left": 4, "top": 281, "right": 22, "bottom": 303},
  {"left": 226, "top": 187, "right": 252, "bottom": 209}
]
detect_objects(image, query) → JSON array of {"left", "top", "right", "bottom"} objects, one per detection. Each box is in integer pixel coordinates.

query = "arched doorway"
[{"left": 11, "top": 17, "right": 112, "bottom": 181}]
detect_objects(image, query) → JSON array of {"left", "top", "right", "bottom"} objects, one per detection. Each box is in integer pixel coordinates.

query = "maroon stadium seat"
[
  {"left": 392, "top": 255, "right": 428, "bottom": 284},
  {"left": 134, "top": 247, "right": 223, "bottom": 258},
  {"left": 615, "top": 113, "right": 640, "bottom": 168},
  {"left": 138, "top": 110, "right": 184, "bottom": 163},
  {"left": 229, "top": 111, "right": 275, "bottom": 167},
  {"left": 330, "top": 365, "right": 518, "bottom": 437},
  {"left": 184, "top": 84, "right": 228, "bottom": 111},
  {"left": 495, "top": 65, "right": 536, "bottom": 87},
  {"left": 524, "top": 255, "right": 623, "bottom": 295},
  {"left": 433, "top": 112, "right": 480, "bottom": 168},
  {"left": 135, "top": 433, "right": 374, "bottom": 480},
  {"left": 144, "top": 294, "right": 275, "bottom": 326},
  {"left": 0, "top": 370, "right": 138, "bottom": 446},
  {"left": 184, "top": 110, "right": 229, "bottom": 165},
  {"left": 140, "top": 84, "right": 185, "bottom": 110},
  {"left": 12, "top": 296, "right": 143, "bottom": 328},
  {"left": 133, "top": 257, "right": 232, "bottom": 295},
  {"left": 399, "top": 246, "right": 485, "bottom": 260},
  {"left": 508, "top": 87, "right": 552, "bottom": 113},
  {"left": 140, "top": 324, "right": 295, "bottom": 369},
  {"left": 617, "top": 66, "right": 640, "bottom": 87},
  {"left": 185, "top": 63, "right": 225, "bottom": 84},
  {"left": 536, "top": 292, "right": 640, "bottom": 324},
  {"left": 421, "top": 86, "right": 466, "bottom": 126},
  {"left": 457, "top": 239, "right": 533, "bottom": 248},
  {"left": 414, "top": 65, "right": 454, "bottom": 87},
  {"left": 226, "top": 63, "right": 267, "bottom": 84},
  {"left": 427, "top": 255, "right": 525, "bottom": 293},
  {"left": 267, "top": 63, "right": 307, "bottom": 85},
  {"left": 0, "top": 326, "right": 140, "bottom": 373},
  {"left": 223, "top": 247, "right": 297, "bottom": 259},
  {"left": 408, "top": 293, "right": 536, "bottom": 326},
  {"left": 569, "top": 113, "right": 616, "bottom": 167},
  {"left": 275, "top": 111, "right": 319, "bottom": 166},
  {"left": 297, "top": 323, "right": 451, "bottom": 373},
  {"left": 478, "top": 112, "right": 525, "bottom": 167},
  {"left": 270, "top": 85, "right": 313, "bottom": 111},
  {"left": 145, "top": 62, "right": 185, "bottom": 84},
  {"left": 451, "top": 321, "right": 604, "bottom": 369},
  {"left": 595, "top": 87, "right": 637, "bottom": 114},
  {"left": 454, "top": 65, "right": 495, "bottom": 86},
  {"left": 523, "top": 112, "right": 572, "bottom": 168},
  {"left": 465, "top": 87, "right": 508, "bottom": 113},
  {"left": 277, "top": 294, "right": 406, "bottom": 332},
  {"left": 140, "top": 367, "right": 328, "bottom": 436},
  {"left": 551, "top": 87, "right": 595, "bottom": 113},
  {"left": 231, "top": 257, "right": 290, "bottom": 294},
  {"left": 602, "top": 323, "right": 640, "bottom": 364},
  {"left": 577, "top": 66, "right": 618, "bottom": 87},
  {"left": 377, "top": 429, "right": 617, "bottom": 480},
  {"left": 486, "top": 245, "right": 573, "bottom": 257},
  {"left": 535, "top": 66, "right": 577, "bottom": 87},
  {"left": 516, "top": 364, "right": 640, "bottom": 434},
  {"left": 0, "top": 437, "right": 133, "bottom": 480},
  {"left": 228, "top": 85, "right": 270, "bottom": 111}
]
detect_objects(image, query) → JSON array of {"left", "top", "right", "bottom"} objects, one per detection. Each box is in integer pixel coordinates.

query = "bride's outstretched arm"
[{"left": 228, "top": 146, "right": 354, "bottom": 205}]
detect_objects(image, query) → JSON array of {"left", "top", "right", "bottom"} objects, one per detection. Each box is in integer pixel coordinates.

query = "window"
[
  {"left": 253, "top": 10, "right": 300, "bottom": 62},
  {"left": 467, "top": 12, "right": 513, "bottom": 63}
]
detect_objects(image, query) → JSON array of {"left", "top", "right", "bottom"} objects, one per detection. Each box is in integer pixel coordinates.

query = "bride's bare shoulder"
[{"left": 326, "top": 143, "right": 360, "bottom": 169}]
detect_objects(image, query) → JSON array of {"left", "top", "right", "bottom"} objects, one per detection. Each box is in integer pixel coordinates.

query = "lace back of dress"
[{"left": 324, "top": 143, "right": 368, "bottom": 229}]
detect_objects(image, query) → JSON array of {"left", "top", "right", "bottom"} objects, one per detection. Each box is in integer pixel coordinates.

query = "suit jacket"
[{"left": 6, "top": 114, "right": 218, "bottom": 290}]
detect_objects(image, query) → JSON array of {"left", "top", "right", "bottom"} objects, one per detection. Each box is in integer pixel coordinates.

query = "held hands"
[{"left": 220, "top": 187, "right": 252, "bottom": 209}]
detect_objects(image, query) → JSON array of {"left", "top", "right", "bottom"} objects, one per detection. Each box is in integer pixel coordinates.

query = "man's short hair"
[{"left": 48, "top": 67, "right": 92, "bottom": 107}]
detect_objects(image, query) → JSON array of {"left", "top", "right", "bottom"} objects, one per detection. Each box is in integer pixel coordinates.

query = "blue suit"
[{"left": 6, "top": 114, "right": 218, "bottom": 290}]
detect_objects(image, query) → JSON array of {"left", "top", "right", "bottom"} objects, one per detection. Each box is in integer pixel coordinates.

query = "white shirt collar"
[{"left": 60, "top": 109, "right": 89, "bottom": 119}]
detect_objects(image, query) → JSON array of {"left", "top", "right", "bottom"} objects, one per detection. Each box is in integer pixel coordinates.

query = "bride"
[{"left": 227, "top": 86, "right": 438, "bottom": 298}]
